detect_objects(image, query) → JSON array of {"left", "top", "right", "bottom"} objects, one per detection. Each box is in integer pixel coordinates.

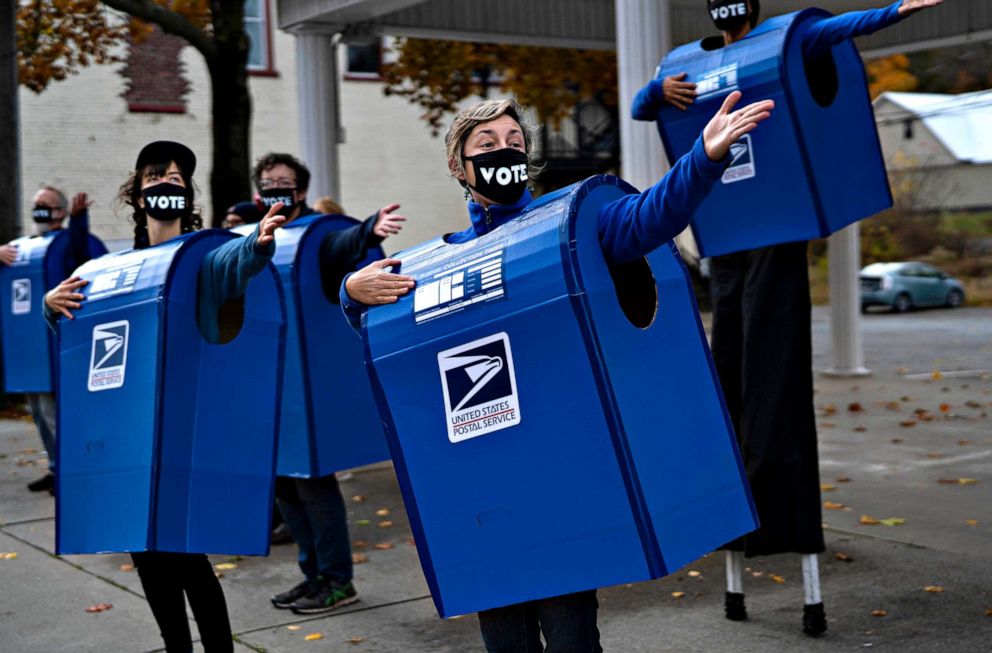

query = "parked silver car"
[{"left": 860, "top": 262, "right": 966, "bottom": 313}]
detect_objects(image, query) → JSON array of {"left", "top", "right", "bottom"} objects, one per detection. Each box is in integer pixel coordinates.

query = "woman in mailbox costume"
[
  {"left": 631, "top": 0, "right": 943, "bottom": 636},
  {"left": 339, "top": 96, "right": 773, "bottom": 652},
  {"left": 45, "top": 141, "right": 286, "bottom": 653}
]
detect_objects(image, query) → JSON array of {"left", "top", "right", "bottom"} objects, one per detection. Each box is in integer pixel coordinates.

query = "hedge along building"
[{"left": 275, "top": 0, "right": 988, "bottom": 376}]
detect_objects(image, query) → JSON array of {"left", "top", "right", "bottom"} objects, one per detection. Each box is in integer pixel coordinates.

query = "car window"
[
  {"left": 897, "top": 266, "right": 917, "bottom": 277},
  {"left": 918, "top": 265, "right": 942, "bottom": 278}
]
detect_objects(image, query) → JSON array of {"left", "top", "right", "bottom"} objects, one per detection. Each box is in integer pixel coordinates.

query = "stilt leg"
[
  {"left": 801, "top": 553, "right": 827, "bottom": 636},
  {"left": 724, "top": 550, "right": 747, "bottom": 621}
]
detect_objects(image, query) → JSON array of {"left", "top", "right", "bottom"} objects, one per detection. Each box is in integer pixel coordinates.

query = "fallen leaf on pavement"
[
  {"left": 687, "top": 570, "right": 702, "bottom": 578},
  {"left": 896, "top": 367, "right": 909, "bottom": 375},
  {"left": 899, "top": 420, "right": 917, "bottom": 428},
  {"left": 119, "top": 563, "right": 134, "bottom": 572},
  {"left": 860, "top": 515, "right": 880, "bottom": 525},
  {"left": 356, "top": 519, "right": 371, "bottom": 526},
  {"left": 880, "top": 517, "right": 906, "bottom": 526},
  {"left": 348, "top": 636, "right": 366, "bottom": 644},
  {"left": 931, "top": 371, "right": 942, "bottom": 380},
  {"left": 1, "top": 552, "right": 18, "bottom": 560},
  {"left": 769, "top": 574, "right": 786, "bottom": 583},
  {"left": 374, "top": 543, "right": 394, "bottom": 550},
  {"left": 85, "top": 603, "right": 113, "bottom": 613},
  {"left": 751, "top": 571, "right": 763, "bottom": 577},
  {"left": 836, "top": 476, "right": 852, "bottom": 483},
  {"left": 824, "top": 501, "right": 845, "bottom": 510},
  {"left": 871, "top": 609, "right": 888, "bottom": 617},
  {"left": 986, "top": 608, "right": 992, "bottom": 617},
  {"left": 820, "top": 422, "right": 836, "bottom": 429},
  {"left": 854, "top": 426, "right": 867, "bottom": 432},
  {"left": 352, "top": 540, "right": 369, "bottom": 549},
  {"left": 351, "top": 495, "right": 366, "bottom": 502},
  {"left": 821, "top": 483, "right": 836, "bottom": 492},
  {"left": 926, "top": 452, "right": 944, "bottom": 459},
  {"left": 848, "top": 402, "right": 864, "bottom": 413},
  {"left": 822, "top": 404, "right": 838, "bottom": 415},
  {"left": 891, "top": 438, "right": 903, "bottom": 444},
  {"left": 287, "top": 625, "right": 302, "bottom": 631},
  {"left": 965, "top": 400, "right": 983, "bottom": 409},
  {"left": 305, "top": 633, "right": 323, "bottom": 641},
  {"left": 835, "top": 552, "right": 853, "bottom": 562},
  {"left": 966, "top": 520, "right": 978, "bottom": 526},
  {"left": 923, "top": 586, "right": 944, "bottom": 593},
  {"left": 939, "top": 403, "right": 951, "bottom": 413},
  {"left": 375, "top": 508, "right": 390, "bottom": 516},
  {"left": 958, "top": 439, "right": 971, "bottom": 446},
  {"left": 352, "top": 553, "right": 368, "bottom": 564},
  {"left": 671, "top": 591, "right": 686, "bottom": 598},
  {"left": 957, "top": 478, "right": 979, "bottom": 485},
  {"left": 378, "top": 521, "right": 393, "bottom": 528},
  {"left": 214, "top": 563, "right": 237, "bottom": 570}
]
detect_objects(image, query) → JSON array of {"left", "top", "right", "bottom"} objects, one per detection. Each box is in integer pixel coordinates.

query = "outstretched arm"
[
  {"left": 600, "top": 91, "right": 774, "bottom": 263},
  {"left": 802, "top": 0, "right": 941, "bottom": 60},
  {"left": 67, "top": 193, "right": 93, "bottom": 271}
]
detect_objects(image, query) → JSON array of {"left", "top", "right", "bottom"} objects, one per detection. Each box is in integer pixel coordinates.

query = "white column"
[
  {"left": 615, "top": 0, "right": 699, "bottom": 260},
  {"left": 825, "top": 223, "right": 870, "bottom": 376},
  {"left": 293, "top": 27, "right": 342, "bottom": 203}
]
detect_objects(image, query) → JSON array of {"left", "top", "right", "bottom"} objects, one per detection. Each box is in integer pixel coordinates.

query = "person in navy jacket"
[
  {"left": 45, "top": 141, "right": 286, "bottom": 653},
  {"left": 339, "top": 95, "right": 773, "bottom": 653},
  {"left": 631, "top": 0, "right": 943, "bottom": 637}
]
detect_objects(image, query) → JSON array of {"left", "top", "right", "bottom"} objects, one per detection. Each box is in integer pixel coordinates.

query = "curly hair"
[
  {"left": 252, "top": 153, "right": 311, "bottom": 192},
  {"left": 118, "top": 161, "right": 202, "bottom": 249}
]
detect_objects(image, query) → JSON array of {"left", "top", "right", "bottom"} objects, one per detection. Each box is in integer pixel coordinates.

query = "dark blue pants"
[
  {"left": 477, "top": 590, "right": 602, "bottom": 653},
  {"left": 275, "top": 474, "right": 353, "bottom": 583}
]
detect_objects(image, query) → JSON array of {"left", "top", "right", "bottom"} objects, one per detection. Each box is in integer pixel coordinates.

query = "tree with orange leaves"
[{"left": 382, "top": 38, "right": 618, "bottom": 135}]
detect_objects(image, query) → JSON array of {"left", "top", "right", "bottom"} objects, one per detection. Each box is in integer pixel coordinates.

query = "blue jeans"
[
  {"left": 275, "top": 474, "right": 353, "bottom": 583},
  {"left": 26, "top": 393, "right": 56, "bottom": 472},
  {"left": 478, "top": 590, "right": 602, "bottom": 653}
]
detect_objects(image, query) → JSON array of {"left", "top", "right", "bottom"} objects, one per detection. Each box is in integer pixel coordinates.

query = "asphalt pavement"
[{"left": 1, "top": 306, "right": 989, "bottom": 652}]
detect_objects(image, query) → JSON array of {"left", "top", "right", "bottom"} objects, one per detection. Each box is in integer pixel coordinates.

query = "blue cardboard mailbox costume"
[
  {"left": 235, "top": 214, "right": 387, "bottom": 477},
  {"left": 363, "top": 176, "right": 757, "bottom": 617},
  {"left": 651, "top": 9, "right": 891, "bottom": 257},
  {"left": 0, "top": 231, "right": 106, "bottom": 392},
  {"left": 55, "top": 231, "right": 284, "bottom": 555}
]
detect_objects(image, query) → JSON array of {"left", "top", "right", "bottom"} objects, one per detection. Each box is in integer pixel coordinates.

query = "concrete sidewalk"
[{"left": 1, "top": 368, "right": 990, "bottom": 652}]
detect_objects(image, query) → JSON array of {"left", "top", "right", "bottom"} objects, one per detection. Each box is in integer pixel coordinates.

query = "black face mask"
[
  {"left": 259, "top": 188, "right": 297, "bottom": 216},
  {"left": 142, "top": 182, "right": 192, "bottom": 221},
  {"left": 32, "top": 206, "right": 54, "bottom": 224},
  {"left": 708, "top": 0, "right": 751, "bottom": 31},
  {"left": 463, "top": 148, "right": 529, "bottom": 206}
]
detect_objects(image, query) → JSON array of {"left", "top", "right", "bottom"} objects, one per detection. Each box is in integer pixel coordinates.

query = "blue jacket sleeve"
[
  {"left": 802, "top": 1, "right": 903, "bottom": 60},
  {"left": 340, "top": 271, "right": 365, "bottom": 335},
  {"left": 597, "top": 134, "right": 728, "bottom": 263},
  {"left": 67, "top": 208, "right": 92, "bottom": 274},
  {"left": 631, "top": 77, "right": 665, "bottom": 121},
  {"left": 198, "top": 227, "right": 275, "bottom": 342}
]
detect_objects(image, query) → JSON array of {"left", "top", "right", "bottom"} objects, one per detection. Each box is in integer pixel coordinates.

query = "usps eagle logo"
[
  {"left": 438, "top": 332, "right": 521, "bottom": 443},
  {"left": 88, "top": 321, "right": 129, "bottom": 391}
]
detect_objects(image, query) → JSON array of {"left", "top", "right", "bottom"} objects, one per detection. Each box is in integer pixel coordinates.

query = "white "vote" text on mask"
[
  {"left": 480, "top": 164, "right": 528, "bottom": 186},
  {"left": 146, "top": 196, "right": 186, "bottom": 209}
]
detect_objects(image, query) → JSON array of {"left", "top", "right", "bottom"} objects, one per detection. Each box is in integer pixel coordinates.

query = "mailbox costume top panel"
[{"left": 647, "top": 7, "right": 896, "bottom": 256}]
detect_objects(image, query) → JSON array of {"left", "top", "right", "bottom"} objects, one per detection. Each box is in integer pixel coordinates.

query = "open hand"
[
  {"left": 898, "top": 0, "right": 942, "bottom": 16},
  {"left": 257, "top": 202, "right": 287, "bottom": 246},
  {"left": 373, "top": 203, "right": 407, "bottom": 238},
  {"left": 664, "top": 73, "right": 697, "bottom": 110},
  {"left": 70, "top": 192, "right": 93, "bottom": 218},
  {"left": 45, "top": 276, "right": 88, "bottom": 320},
  {"left": 345, "top": 258, "right": 415, "bottom": 305},
  {"left": 0, "top": 244, "right": 17, "bottom": 266},
  {"left": 702, "top": 91, "right": 775, "bottom": 161}
]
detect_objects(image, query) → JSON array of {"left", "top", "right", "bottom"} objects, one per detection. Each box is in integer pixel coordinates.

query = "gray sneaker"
[
  {"left": 271, "top": 578, "right": 321, "bottom": 609},
  {"left": 289, "top": 578, "right": 358, "bottom": 614}
]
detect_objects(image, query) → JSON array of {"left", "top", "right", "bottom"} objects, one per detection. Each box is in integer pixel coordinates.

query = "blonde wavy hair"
[{"left": 444, "top": 99, "right": 540, "bottom": 181}]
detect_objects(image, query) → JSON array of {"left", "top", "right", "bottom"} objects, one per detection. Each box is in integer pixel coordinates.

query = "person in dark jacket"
[
  {"left": 631, "top": 0, "right": 943, "bottom": 636},
  {"left": 340, "top": 95, "right": 773, "bottom": 653},
  {"left": 1, "top": 185, "right": 95, "bottom": 494},
  {"left": 253, "top": 152, "right": 408, "bottom": 615},
  {"left": 45, "top": 141, "right": 286, "bottom": 653}
]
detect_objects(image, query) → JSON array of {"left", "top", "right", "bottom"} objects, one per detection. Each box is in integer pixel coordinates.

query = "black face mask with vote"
[
  {"left": 142, "top": 182, "right": 192, "bottom": 221},
  {"left": 259, "top": 188, "right": 297, "bottom": 217},
  {"left": 32, "top": 206, "right": 54, "bottom": 224},
  {"left": 708, "top": 0, "right": 751, "bottom": 31},
  {"left": 462, "top": 148, "right": 529, "bottom": 206}
]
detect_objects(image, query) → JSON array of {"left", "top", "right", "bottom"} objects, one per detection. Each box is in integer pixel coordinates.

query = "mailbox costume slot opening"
[
  {"left": 608, "top": 257, "right": 658, "bottom": 329},
  {"left": 803, "top": 50, "right": 839, "bottom": 108}
]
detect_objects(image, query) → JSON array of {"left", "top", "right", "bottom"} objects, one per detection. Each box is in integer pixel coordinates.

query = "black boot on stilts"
[
  {"left": 802, "top": 602, "right": 827, "bottom": 636},
  {"left": 724, "top": 592, "right": 747, "bottom": 621}
]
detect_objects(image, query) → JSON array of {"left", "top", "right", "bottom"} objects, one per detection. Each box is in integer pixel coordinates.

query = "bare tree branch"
[{"left": 100, "top": 0, "right": 216, "bottom": 60}]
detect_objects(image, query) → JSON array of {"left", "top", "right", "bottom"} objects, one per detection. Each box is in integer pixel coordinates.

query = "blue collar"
[{"left": 462, "top": 189, "right": 533, "bottom": 240}]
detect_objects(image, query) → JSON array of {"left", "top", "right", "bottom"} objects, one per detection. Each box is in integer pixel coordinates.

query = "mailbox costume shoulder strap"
[
  {"left": 318, "top": 213, "right": 384, "bottom": 299},
  {"left": 197, "top": 227, "right": 275, "bottom": 343},
  {"left": 801, "top": 1, "right": 903, "bottom": 60},
  {"left": 597, "top": 134, "right": 728, "bottom": 264}
]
